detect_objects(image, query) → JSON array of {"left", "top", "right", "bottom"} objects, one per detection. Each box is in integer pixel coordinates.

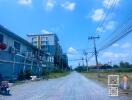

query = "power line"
[
  {"left": 92, "top": 0, "right": 118, "bottom": 36},
  {"left": 98, "top": 19, "right": 132, "bottom": 51},
  {"left": 97, "top": 0, "right": 118, "bottom": 34}
]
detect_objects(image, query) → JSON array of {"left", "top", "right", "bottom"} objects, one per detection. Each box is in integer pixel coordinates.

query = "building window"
[
  {"left": 0, "top": 34, "right": 3, "bottom": 43},
  {"left": 45, "top": 41, "right": 49, "bottom": 45},
  {"left": 44, "top": 37, "right": 48, "bottom": 41},
  {"left": 33, "top": 37, "right": 37, "bottom": 40},
  {"left": 46, "top": 37, "right": 48, "bottom": 40},
  {"left": 41, "top": 41, "right": 44, "bottom": 45},
  {"left": 14, "top": 41, "right": 21, "bottom": 52},
  {"left": 41, "top": 46, "right": 48, "bottom": 52},
  {"left": 32, "top": 38, "right": 34, "bottom": 44},
  {"left": 33, "top": 41, "right": 37, "bottom": 45},
  {"left": 41, "top": 41, "right": 49, "bottom": 45}
]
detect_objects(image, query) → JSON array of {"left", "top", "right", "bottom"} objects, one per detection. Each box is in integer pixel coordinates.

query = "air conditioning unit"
[{"left": 8, "top": 46, "right": 16, "bottom": 54}]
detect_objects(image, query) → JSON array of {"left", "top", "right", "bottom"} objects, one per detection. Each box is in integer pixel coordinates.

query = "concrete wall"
[{"left": 0, "top": 51, "right": 41, "bottom": 80}]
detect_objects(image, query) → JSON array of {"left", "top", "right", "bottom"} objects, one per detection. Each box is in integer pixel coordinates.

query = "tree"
[
  {"left": 120, "top": 61, "right": 130, "bottom": 68},
  {"left": 25, "top": 70, "right": 32, "bottom": 80},
  {"left": 75, "top": 66, "right": 84, "bottom": 72},
  {"left": 113, "top": 65, "right": 119, "bottom": 69}
]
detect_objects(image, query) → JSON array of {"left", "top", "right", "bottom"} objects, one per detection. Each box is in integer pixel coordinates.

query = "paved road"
[{"left": 0, "top": 72, "right": 131, "bottom": 100}]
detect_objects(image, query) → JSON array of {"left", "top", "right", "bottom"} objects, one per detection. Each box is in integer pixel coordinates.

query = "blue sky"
[{"left": 0, "top": 0, "right": 132, "bottom": 67}]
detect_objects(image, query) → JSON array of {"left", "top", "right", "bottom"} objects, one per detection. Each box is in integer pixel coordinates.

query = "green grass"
[
  {"left": 82, "top": 72, "right": 132, "bottom": 85},
  {"left": 48, "top": 72, "right": 70, "bottom": 79},
  {"left": 82, "top": 72, "right": 107, "bottom": 87},
  {"left": 13, "top": 72, "right": 70, "bottom": 86}
]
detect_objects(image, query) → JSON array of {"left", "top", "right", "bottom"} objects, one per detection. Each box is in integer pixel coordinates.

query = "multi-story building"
[
  {"left": 0, "top": 25, "right": 44, "bottom": 80},
  {"left": 27, "top": 33, "right": 65, "bottom": 71},
  {"left": 61, "top": 54, "right": 69, "bottom": 70}
]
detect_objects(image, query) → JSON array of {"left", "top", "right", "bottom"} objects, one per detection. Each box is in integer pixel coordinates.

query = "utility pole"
[
  {"left": 88, "top": 36, "right": 100, "bottom": 77},
  {"left": 83, "top": 50, "right": 88, "bottom": 72},
  {"left": 78, "top": 62, "right": 80, "bottom": 67},
  {"left": 81, "top": 57, "right": 84, "bottom": 67}
]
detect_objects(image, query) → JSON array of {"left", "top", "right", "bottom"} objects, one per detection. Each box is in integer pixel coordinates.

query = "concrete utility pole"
[
  {"left": 78, "top": 62, "right": 80, "bottom": 67},
  {"left": 81, "top": 57, "right": 85, "bottom": 67},
  {"left": 88, "top": 36, "right": 100, "bottom": 77},
  {"left": 83, "top": 50, "right": 88, "bottom": 72}
]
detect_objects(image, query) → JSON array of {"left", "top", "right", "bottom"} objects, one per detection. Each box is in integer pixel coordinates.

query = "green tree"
[
  {"left": 25, "top": 70, "right": 32, "bottom": 80},
  {"left": 113, "top": 65, "right": 119, "bottom": 69},
  {"left": 120, "top": 61, "right": 130, "bottom": 68}
]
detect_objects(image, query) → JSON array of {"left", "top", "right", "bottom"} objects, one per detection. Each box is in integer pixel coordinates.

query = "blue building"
[
  {"left": 0, "top": 25, "right": 44, "bottom": 80},
  {"left": 27, "top": 33, "right": 68, "bottom": 71}
]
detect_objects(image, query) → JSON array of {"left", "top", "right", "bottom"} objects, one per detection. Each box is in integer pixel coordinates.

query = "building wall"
[
  {"left": 0, "top": 31, "right": 36, "bottom": 56},
  {"left": 0, "top": 31, "right": 41, "bottom": 80}
]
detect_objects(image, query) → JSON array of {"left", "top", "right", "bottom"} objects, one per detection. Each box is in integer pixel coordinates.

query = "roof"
[
  {"left": 0, "top": 25, "right": 38, "bottom": 50},
  {"left": 27, "top": 33, "right": 59, "bottom": 41}
]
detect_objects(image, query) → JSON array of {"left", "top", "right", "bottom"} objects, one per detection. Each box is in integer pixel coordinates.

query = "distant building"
[
  {"left": 62, "top": 54, "right": 69, "bottom": 70},
  {"left": 0, "top": 25, "right": 44, "bottom": 80},
  {"left": 27, "top": 33, "right": 64, "bottom": 70}
]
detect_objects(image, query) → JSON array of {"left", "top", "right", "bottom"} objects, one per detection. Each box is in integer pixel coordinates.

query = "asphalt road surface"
[{"left": 0, "top": 72, "right": 131, "bottom": 100}]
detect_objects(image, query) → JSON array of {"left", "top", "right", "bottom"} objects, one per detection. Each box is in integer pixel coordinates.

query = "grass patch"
[
  {"left": 48, "top": 72, "right": 70, "bottom": 79},
  {"left": 12, "top": 72, "right": 70, "bottom": 86},
  {"left": 82, "top": 71, "right": 132, "bottom": 89},
  {"left": 82, "top": 72, "right": 107, "bottom": 87}
]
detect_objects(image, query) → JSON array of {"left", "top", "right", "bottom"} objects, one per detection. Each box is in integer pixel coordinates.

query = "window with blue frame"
[{"left": 14, "top": 41, "right": 21, "bottom": 52}]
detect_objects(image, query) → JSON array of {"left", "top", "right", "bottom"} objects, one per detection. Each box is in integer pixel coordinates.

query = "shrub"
[
  {"left": 18, "top": 70, "right": 25, "bottom": 80},
  {"left": 25, "top": 70, "right": 32, "bottom": 80}
]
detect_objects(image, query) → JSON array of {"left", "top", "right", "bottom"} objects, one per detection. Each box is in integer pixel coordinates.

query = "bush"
[
  {"left": 41, "top": 69, "right": 46, "bottom": 76},
  {"left": 116, "top": 68, "right": 132, "bottom": 72},
  {"left": 25, "top": 70, "right": 32, "bottom": 80},
  {"left": 18, "top": 70, "right": 32, "bottom": 80},
  {"left": 18, "top": 70, "right": 25, "bottom": 80}
]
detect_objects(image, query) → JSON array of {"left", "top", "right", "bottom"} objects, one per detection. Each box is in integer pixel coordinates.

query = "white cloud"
[
  {"left": 103, "top": 0, "right": 120, "bottom": 9},
  {"left": 61, "top": 1, "right": 76, "bottom": 11},
  {"left": 44, "top": 1, "right": 76, "bottom": 11},
  {"left": 103, "top": 52, "right": 115, "bottom": 58},
  {"left": 105, "top": 21, "right": 116, "bottom": 30},
  {"left": 100, "top": 51, "right": 131, "bottom": 64},
  {"left": 112, "top": 42, "right": 131, "bottom": 49},
  {"left": 102, "top": 52, "right": 127, "bottom": 59},
  {"left": 67, "top": 47, "right": 79, "bottom": 60},
  {"left": 67, "top": 47, "right": 77, "bottom": 55},
  {"left": 96, "top": 27, "right": 105, "bottom": 32},
  {"left": 45, "top": 0, "right": 56, "bottom": 11},
  {"left": 41, "top": 29, "right": 52, "bottom": 34},
  {"left": 91, "top": 9, "right": 105, "bottom": 21},
  {"left": 18, "top": 0, "right": 32, "bottom": 6},
  {"left": 112, "top": 43, "right": 119, "bottom": 47},
  {"left": 121, "top": 42, "right": 131, "bottom": 49},
  {"left": 96, "top": 21, "right": 116, "bottom": 32}
]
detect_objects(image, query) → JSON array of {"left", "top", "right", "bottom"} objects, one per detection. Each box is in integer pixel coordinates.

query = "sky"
[{"left": 0, "top": 0, "right": 132, "bottom": 67}]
